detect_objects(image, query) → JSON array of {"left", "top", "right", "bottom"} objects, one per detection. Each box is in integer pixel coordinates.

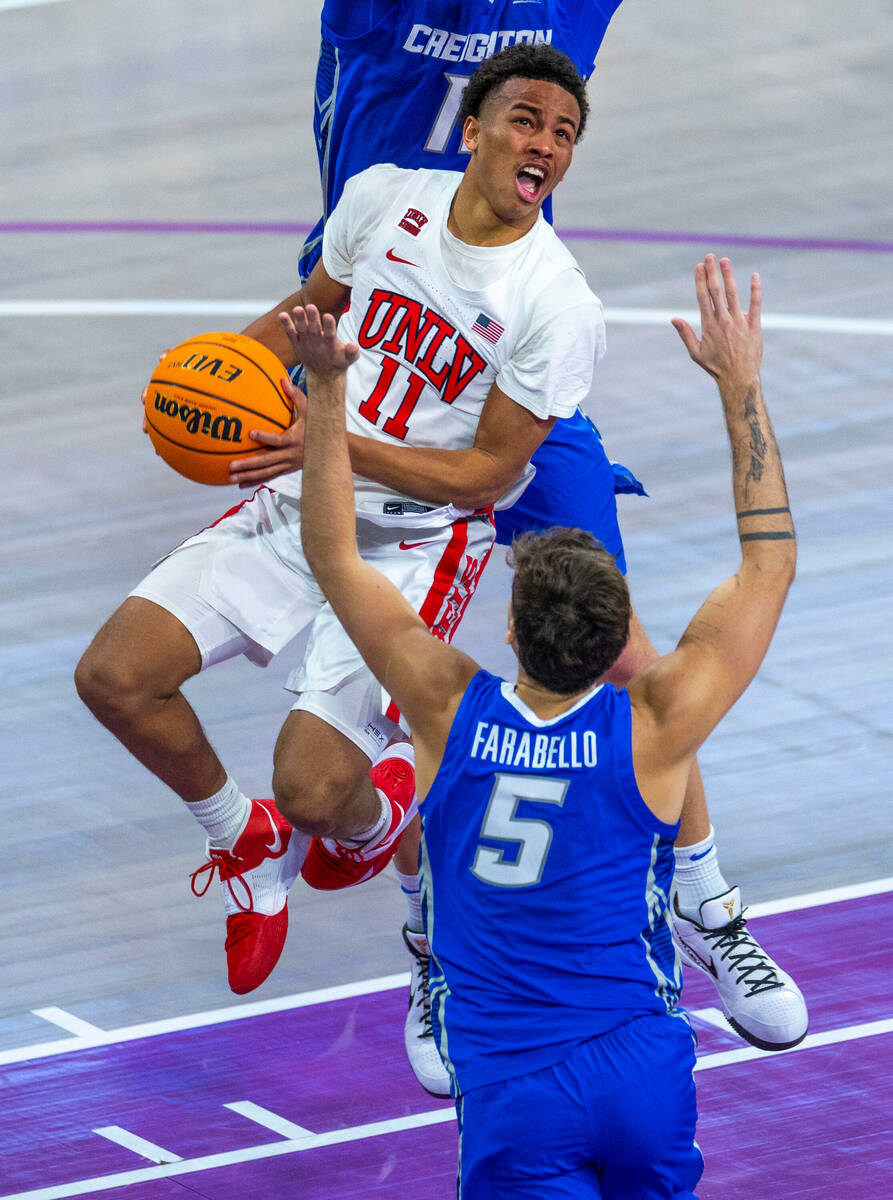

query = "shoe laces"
[
  {"left": 701, "top": 914, "right": 785, "bottom": 996},
  {"left": 412, "top": 954, "right": 434, "bottom": 1038},
  {"left": 190, "top": 850, "right": 254, "bottom": 913}
]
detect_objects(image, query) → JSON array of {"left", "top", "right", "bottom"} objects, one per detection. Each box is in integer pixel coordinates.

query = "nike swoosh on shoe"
[{"left": 263, "top": 805, "right": 284, "bottom": 856}]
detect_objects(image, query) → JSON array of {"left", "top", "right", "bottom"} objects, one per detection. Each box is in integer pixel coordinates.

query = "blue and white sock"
[
  {"left": 396, "top": 869, "right": 424, "bottom": 933},
  {"left": 673, "top": 826, "right": 729, "bottom": 920}
]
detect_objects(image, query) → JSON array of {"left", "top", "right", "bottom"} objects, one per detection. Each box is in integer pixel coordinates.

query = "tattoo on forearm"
[
  {"left": 737, "top": 506, "right": 791, "bottom": 519},
  {"left": 739, "top": 384, "right": 777, "bottom": 498},
  {"left": 747, "top": 424, "right": 767, "bottom": 482},
  {"left": 739, "top": 531, "right": 796, "bottom": 542}
]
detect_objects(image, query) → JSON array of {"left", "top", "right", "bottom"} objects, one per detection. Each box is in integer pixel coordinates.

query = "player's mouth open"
[{"left": 516, "top": 163, "right": 547, "bottom": 202}]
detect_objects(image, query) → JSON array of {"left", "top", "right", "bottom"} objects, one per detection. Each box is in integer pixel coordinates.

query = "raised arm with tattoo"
[{"left": 629, "top": 254, "right": 796, "bottom": 823}]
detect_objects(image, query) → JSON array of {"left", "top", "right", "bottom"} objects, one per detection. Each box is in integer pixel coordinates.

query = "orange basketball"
[{"left": 143, "top": 332, "right": 293, "bottom": 485}]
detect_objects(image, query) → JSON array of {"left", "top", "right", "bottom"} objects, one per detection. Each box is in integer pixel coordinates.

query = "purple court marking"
[
  {"left": 0, "top": 220, "right": 316, "bottom": 236},
  {"left": 1, "top": 220, "right": 892, "bottom": 254},
  {"left": 0, "top": 893, "right": 890, "bottom": 1199}
]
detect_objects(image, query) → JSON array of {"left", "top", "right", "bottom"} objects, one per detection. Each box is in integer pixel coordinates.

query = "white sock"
[
  {"left": 187, "top": 777, "right": 251, "bottom": 849},
  {"left": 341, "top": 789, "right": 389, "bottom": 849},
  {"left": 396, "top": 869, "right": 423, "bottom": 932},
  {"left": 673, "top": 826, "right": 729, "bottom": 920}
]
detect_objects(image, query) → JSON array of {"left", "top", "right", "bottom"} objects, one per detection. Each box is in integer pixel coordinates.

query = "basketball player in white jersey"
[{"left": 76, "top": 45, "right": 603, "bottom": 999}]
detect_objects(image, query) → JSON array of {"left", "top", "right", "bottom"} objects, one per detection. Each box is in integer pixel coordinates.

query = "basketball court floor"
[{"left": 1, "top": 1, "right": 891, "bottom": 1196}]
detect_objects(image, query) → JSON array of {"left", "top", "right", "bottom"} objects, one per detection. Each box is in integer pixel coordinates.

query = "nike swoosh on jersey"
[
  {"left": 263, "top": 805, "right": 283, "bottom": 856},
  {"left": 400, "top": 538, "right": 439, "bottom": 550},
  {"left": 387, "top": 248, "right": 419, "bottom": 266}
]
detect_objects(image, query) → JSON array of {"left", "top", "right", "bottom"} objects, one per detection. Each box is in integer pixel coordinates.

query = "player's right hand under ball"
[{"left": 228, "top": 377, "right": 307, "bottom": 488}]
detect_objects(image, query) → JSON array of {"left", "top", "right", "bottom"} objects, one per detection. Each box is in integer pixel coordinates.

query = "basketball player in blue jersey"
[
  {"left": 227, "top": 0, "right": 807, "bottom": 1090},
  {"left": 295, "top": 252, "right": 797, "bottom": 1197}
]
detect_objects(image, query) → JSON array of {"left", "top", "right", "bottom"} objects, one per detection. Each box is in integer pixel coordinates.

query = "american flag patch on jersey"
[{"left": 472, "top": 312, "right": 504, "bottom": 344}]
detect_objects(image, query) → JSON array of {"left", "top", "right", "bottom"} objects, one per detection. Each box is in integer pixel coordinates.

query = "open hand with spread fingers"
[
  {"left": 279, "top": 304, "right": 360, "bottom": 386},
  {"left": 672, "top": 254, "right": 763, "bottom": 391}
]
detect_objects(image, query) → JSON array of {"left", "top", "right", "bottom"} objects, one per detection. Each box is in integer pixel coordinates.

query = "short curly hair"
[
  {"left": 509, "top": 528, "right": 630, "bottom": 695},
  {"left": 459, "top": 43, "right": 589, "bottom": 142}
]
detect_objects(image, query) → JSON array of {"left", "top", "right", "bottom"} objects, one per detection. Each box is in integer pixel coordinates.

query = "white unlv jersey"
[{"left": 281, "top": 164, "right": 605, "bottom": 512}]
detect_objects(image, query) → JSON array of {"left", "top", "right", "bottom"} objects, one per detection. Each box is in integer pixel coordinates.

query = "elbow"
[
  {"left": 452, "top": 484, "right": 503, "bottom": 511},
  {"left": 776, "top": 537, "right": 798, "bottom": 589},
  {"left": 450, "top": 469, "right": 515, "bottom": 512},
  {"left": 786, "top": 543, "right": 797, "bottom": 587},
  {"left": 743, "top": 539, "right": 797, "bottom": 592}
]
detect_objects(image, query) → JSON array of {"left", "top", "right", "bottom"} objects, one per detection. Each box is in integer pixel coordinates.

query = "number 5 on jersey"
[{"left": 472, "top": 773, "right": 569, "bottom": 888}]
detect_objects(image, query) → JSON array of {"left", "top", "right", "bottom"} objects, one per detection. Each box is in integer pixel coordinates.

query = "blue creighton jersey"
[
  {"left": 300, "top": 0, "right": 622, "bottom": 277},
  {"left": 419, "top": 669, "right": 684, "bottom": 1096}
]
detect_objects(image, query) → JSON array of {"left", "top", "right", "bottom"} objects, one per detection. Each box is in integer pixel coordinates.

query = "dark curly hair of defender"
[
  {"left": 459, "top": 43, "right": 590, "bottom": 141},
  {"left": 508, "top": 528, "right": 630, "bottom": 695}
]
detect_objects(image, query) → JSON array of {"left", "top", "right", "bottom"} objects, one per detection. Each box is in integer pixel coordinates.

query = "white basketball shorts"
[{"left": 129, "top": 486, "right": 495, "bottom": 759}]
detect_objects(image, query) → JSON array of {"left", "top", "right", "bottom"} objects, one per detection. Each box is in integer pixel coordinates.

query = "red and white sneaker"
[
  {"left": 190, "top": 798, "right": 302, "bottom": 995},
  {"left": 301, "top": 743, "right": 418, "bottom": 890}
]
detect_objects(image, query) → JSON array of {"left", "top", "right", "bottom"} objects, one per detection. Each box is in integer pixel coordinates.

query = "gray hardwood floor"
[{"left": 1, "top": 0, "right": 890, "bottom": 1045}]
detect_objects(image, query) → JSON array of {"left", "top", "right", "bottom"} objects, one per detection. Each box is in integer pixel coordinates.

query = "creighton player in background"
[
  {"left": 295, "top": 254, "right": 797, "bottom": 1197},
  {"left": 229, "top": 0, "right": 808, "bottom": 1093}
]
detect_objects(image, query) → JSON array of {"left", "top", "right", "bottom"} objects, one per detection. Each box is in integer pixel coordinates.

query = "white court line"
[
  {"left": 0, "top": 0, "right": 71, "bottom": 10},
  {"left": 0, "top": 972, "right": 408, "bottom": 1068},
  {"left": 693, "top": 1016, "right": 893, "bottom": 1071},
  {"left": 31, "top": 1007, "right": 105, "bottom": 1040},
  {"left": 224, "top": 1101, "right": 314, "bottom": 1140},
  {"left": 2, "top": 877, "right": 889, "bottom": 1069},
  {"left": 0, "top": 299, "right": 892, "bottom": 336},
  {"left": 0, "top": 300, "right": 263, "bottom": 317},
  {"left": 0, "top": 1109, "right": 456, "bottom": 1200},
  {"left": 1, "top": 1017, "right": 889, "bottom": 1200},
  {"left": 747, "top": 876, "right": 893, "bottom": 918},
  {"left": 92, "top": 1127, "right": 182, "bottom": 1165},
  {"left": 607, "top": 305, "right": 893, "bottom": 337},
  {"left": 688, "top": 1006, "right": 731, "bottom": 1032}
]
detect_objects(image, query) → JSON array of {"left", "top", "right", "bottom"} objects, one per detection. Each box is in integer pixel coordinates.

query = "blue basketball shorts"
[
  {"left": 493, "top": 409, "right": 645, "bottom": 575},
  {"left": 456, "top": 1014, "right": 702, "bottom": 1199}
]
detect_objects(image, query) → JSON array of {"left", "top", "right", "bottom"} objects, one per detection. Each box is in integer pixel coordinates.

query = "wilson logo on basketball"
[
  {"left": 152, "top": 392, "right": 244, "bottom": 443},
  {"left": 179, "top": 353, "right": 244, "bottom": 383},
  {"left": 145, "top": 331, "right": 292, "bottom": 485}
]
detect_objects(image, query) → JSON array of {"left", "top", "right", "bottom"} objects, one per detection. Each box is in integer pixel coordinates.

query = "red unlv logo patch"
[{"left": 398, "top": 207, "right": 428, "bottom": 237}]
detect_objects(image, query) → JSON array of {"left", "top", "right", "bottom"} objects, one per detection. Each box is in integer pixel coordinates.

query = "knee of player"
[
  {"left": 74, "top": 647, "right": 152, "bottom": 720},
  {"left": 272, "top": 765, "right": 352, "bottom": 837}
]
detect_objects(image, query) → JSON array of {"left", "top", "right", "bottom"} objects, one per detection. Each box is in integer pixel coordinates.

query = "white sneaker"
[
  {"left": 402, "top": 925, "right": 451, "bottom": 1098},
  {"left": 672, "top": 887, "right": 808, "bottom": 1051}
]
